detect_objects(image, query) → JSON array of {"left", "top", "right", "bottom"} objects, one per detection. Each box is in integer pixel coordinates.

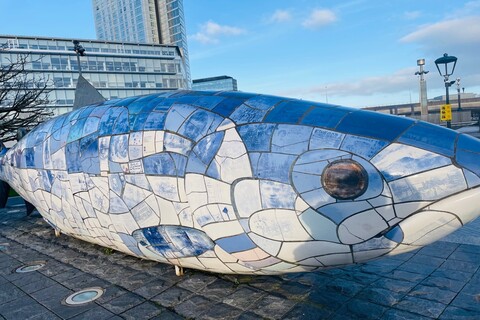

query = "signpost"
[{"left": 440, "top": 104, "right": 452, "bottom": 122}]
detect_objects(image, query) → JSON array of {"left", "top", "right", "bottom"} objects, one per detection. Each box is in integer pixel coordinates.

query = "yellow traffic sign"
[{"left": 440, "top": 104, "right": 452, "bottom": 121}]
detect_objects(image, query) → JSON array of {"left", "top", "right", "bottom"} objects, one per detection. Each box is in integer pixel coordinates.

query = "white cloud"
[
  {"left": 404, "top": 11, "right": 421, "bottom": 20},
  {"left": 302, "top": 9, "right": 337, "bottom": 29},
  {"left": 400, "top": 16, "right": 480, "bottom": 45},
  {"left": 269, "top": 9, "right": 292, "bottom": 23},
  {"left": 190, "top": 21, "right": 246, "bottom": 44}
]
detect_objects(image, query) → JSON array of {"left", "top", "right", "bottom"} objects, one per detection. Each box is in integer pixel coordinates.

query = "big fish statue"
[{"left": 1, "top": 90, "right": 479, "bottom": 275}]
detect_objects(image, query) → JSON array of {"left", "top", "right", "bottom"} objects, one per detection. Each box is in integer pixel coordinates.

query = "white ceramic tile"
[
  {"left": 394, "top": 201, "right": 431, "bottom": 219},
  {"left": 249, "top": 209, "right": 312, "bottom": 241},
  {"left": 156, "top": 196, "right": 181, "bottom": 225},
  {"left": 398, "top": 210, "right": 461, "bottom": 246},
  {"left": 337, "top": 209, "right": 388, "bottom": 244},
  {"left": 429, "top": 187, "right": 480, "bottom": 225},
  {"left": 374, "top": 205, "right": 396, "bottom": 221},
  {"left": 142, "top": 131, "right": 156, "bottom": 156},
  {"left": 260, "top": 180, "right": 297, "bottom": 210},
  {"left": 155, "top": 131, "right": 165, "bottom": 153},
  {"left": 202, "top": 220, "right": 244, "bottom": 240},
  {"left": 389, "top": 165, "right": 467, "bottom": 203},
  {"left": 277, "top": 241, "right": 350, "bottom": 262},
  {"left": 233, "top": 179, "right": 262, "bottom": 218},
  {"left": 147, "top": 176, "right": 181, "bottom": 201},
  {"left": 299, "top": 208, "right": 339, "bottom": 242},
  {"left": 463, "top": 169, "right": 480, "bottom": 188},
  {"left": 316, "top": 253, "right": 353, "bottom": 266},
  {"left": 216, "top": 118, "right": 236, "bottom": 131}
]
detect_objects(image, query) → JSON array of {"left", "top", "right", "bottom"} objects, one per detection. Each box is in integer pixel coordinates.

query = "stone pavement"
[{"left": 0, "top": 198, "right": 479, "bottom": 319}]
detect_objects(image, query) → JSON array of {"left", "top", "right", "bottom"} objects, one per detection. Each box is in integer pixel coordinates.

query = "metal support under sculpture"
[{"left": 1, "top": 90, "right": 480, "bottom": 275}]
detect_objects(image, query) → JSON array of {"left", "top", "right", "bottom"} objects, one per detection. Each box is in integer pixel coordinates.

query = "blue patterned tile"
[
  {"left": 341, "top": 135, "right": 388, "bottom": 159},
  {"left": 238, "top": 124, "right": 276, "bottom": 152},
  {"left": 230, "top": 104, "right": 267, "bottom": 124},
  {"left": 264, "top": 100, "right": 312, "bottom": 124},
  {"left": 253, "top": 153, "right": 297, "bottom": 183},
  {"left": 212, "top": 98, "right": 244, "bottom": 117},
  {"left": 309, "top": 128, "right": 345, "bottom": 150},
  {"left": 244, "top": 95, "right": 284, "bottom": 110},
  {"left": 216, "top": 233, "right": 256, "bottom": 253},
  {"left": 337, "top": 110, "right": 415, "bottom": 141},
  {"left": 301, "top": 106, "right": 350, "bottom": 129},
  {"left": 398, "top": 122, "right": 457, "bottom": 157},
  {"left": 192, "top": 132, "right": 224, "bottom": 164},
  {"left": 194, "top": 96, "right": 225, "bottom": 110},
  {"left": 144, "top": 112, "right": 167, "bottom": 131}
]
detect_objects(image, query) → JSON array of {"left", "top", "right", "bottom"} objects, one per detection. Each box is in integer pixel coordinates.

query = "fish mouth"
[{"left": 385, "top": 187, "right": 480, "bottom": 252}]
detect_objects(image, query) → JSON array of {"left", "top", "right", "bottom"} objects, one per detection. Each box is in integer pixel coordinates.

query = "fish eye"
[{"left": 322, "top": 160, "right": 368, "bottom": 200}]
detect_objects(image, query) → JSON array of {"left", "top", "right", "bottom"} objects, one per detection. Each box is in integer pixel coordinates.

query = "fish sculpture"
[{"left": 1, "top": 90, "right": 479, "bottom": 275}]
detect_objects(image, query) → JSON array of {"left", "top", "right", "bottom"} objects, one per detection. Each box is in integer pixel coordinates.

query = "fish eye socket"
[{"left": 322, "top": 160, "right": 368, "bottom": 200}]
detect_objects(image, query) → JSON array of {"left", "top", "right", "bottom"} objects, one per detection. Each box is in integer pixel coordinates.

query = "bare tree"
[{"left": 0, "top": 53, "right": 53, "bottom": 143}]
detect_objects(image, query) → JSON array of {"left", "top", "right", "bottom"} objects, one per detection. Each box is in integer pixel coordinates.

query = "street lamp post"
[
  {"left": 434, "top": 53, "right": 457, "bottom": 129},
  {"left": 72, "top": 40, "right": 86, "bottom": 76},
  {"left": 415, "top": 59, "right": 429, "bottom": 121},
  {"left": 456, "top": 78, "right": 462, "bottom": 111}
]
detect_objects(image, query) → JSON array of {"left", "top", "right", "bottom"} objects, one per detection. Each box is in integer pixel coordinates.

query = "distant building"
[
  {"left": 192, "top": 76, "right": 238, "bottom": 91},
  {"left": 92, "top": 0, "right": 190, "bottom": 85},
  {"left": 0, "top": 35, "right": 188, "bottom": 115}
]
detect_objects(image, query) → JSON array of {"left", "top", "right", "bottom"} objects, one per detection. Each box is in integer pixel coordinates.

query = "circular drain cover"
[
  {"left": 65, "top": 287, "right": 104, "bottom": 306},
  {"left": 15, "top": 262, "right": 45, "bottom": 273}
]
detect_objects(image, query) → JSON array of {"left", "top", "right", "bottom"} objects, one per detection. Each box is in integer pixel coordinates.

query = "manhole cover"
[
  {"left": 65, "top": 287, "right": 104, "bottom": 306},
  {"left": 15, "top": 262, "right": 46, "bottom": 273}
]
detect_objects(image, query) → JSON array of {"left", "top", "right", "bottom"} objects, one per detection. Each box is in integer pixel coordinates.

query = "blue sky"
[{"left": 1, "top": 0, "right": 479, "bottom": 107}]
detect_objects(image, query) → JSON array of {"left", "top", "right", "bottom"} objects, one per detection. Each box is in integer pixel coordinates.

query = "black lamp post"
[
  {"left": 72, "top": 40, "right": 86, "bottom": 76},
  {"left": 434, "top": 53, "right": 457, "bottom": 128}
]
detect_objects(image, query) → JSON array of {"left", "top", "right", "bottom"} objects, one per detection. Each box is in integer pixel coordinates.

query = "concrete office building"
[
  {"left": 92, "top": 0, "right": 190, "bottom": 85},
  {"left": 0, "top": 35, "right": 188, "bottom": 115},
  {"left": 192, "top": 76, "right": 238, "bottom": 91}
]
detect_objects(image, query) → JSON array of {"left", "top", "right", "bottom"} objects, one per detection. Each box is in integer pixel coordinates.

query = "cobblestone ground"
[{"left": 0, "top": 199, "right": 479, "bottom": 319}]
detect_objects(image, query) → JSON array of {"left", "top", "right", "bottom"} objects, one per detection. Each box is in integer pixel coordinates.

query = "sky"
[{"left": 1, "top": 0, "right": 480, "bottom": 108}]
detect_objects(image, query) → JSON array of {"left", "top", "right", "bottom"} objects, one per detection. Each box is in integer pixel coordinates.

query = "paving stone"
[
  {"left": 151, "top": 286, "right": 193, "bottom": 308},
  {"left": 395, "top": 295, "right": 447, "bottom": 318},
  {"left": 457, "top": 244, "right": 480, "bottom": 255},
  {"left": 372, "top": 277, "right": 416, "bottom": 294},
  {"left": 101, "top": 291, "right": 145, "bottom": 314},
  {"left": 338, "top": 269, "right": 380, "bottom": 285},
  {"left": 242, "top": 275, "right": 284, "bottom": 291},
  {"left": 449, "top": 250, "right": 480, "bottom": 264},
  {"left": 173, "top": 295, "right": 213, "bottom": 319},
  {"left": 250, "top": 294, "right": 296, "bottom": 319},
  {"left": 176, "top": 273, "right": 217, "bottom": 292},
  {"left": 237, "top": 311, "right": 263, "bottom": 320},
  {"left": 275, "top": 281, "right": 311, "bottom": 300},
  {"left": 283, "top": 302, "right": 332, "bottom": 320},
  {"left": 20, "top": 275, "right": 57, "bottom": 294},
  {"left": 51, "top": 268, "right": 85, "bottom": 283},
  {"left": 421, "top": 275, "right": 467, "bottom": 293},
  {"left": 450, "top": 292, "right": 480, "bottom": 313},
  {"left": 431, "top": 269, "right": 473, "bottom": 282},
  {"left": 114, "top": 271, "right": 154, "bottom": 291},
  {"left": 69, "top": 306, "right": 115, "bottom": 320},
  {"left": 198, "top": 302, "right": 245, "bottom": 320},
  {"left": 60, "top": 273, "right": 109, "bottom": 291},
  {"left": 382, "top": 308, "right": 432, "bottom": 320},
  {"left": 150, "top": 308, "right": 185, "bottom": 320},
  {"left": 307, "top": 289, "right": 349, "bottom": 313},
  {"left": 409, "top": 284, "right": 457, "bottom": 304},
  {"left": 460, "top": 281, "right": 480, "bottom": 295},
  {"left": 222, "top": 286, "right": 265, "bottom": 310},
  {"left": 335, "top": 299, "right": 387, "bottom": 320},
  {"left": 418, "top": 242, "right": 458, "bottom": 259},
  {"left": 294, "top": 272, "right": 332, "bottom": 287},
  {"left": 0, "top": 282, "right": 26, "bottom": 305},
  {"left": 132, "top": 278, "right": 171, "bottom": 299},
  {"left": 357, "top": 287, "right": 403, "bottom": 307},
  {"left": 0, "top": 294, "right": 59, "bottom": 320},
  {"left": 397, "top": 261, "right": 438, "bottom": 275},
  {"left": 120, "top": 301, "right": 162, "bottom": 319},
  {"left": 385, "top": 270, "right": 427, "bottom": 283},
  {"left": 439, "top": 306, "right": 480, "bottom": 319},
  {"left": 198, "top": 278, "right": 237, "bottom": 301},
  {"left": 95, "top": 285, "right": 128, "bottom": 304},
  {"left": 440, "top": 259, "right": 480, "bottom": 274},
  {"left": 325, "top": 278, "right": 365, "bottom": 297}
]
